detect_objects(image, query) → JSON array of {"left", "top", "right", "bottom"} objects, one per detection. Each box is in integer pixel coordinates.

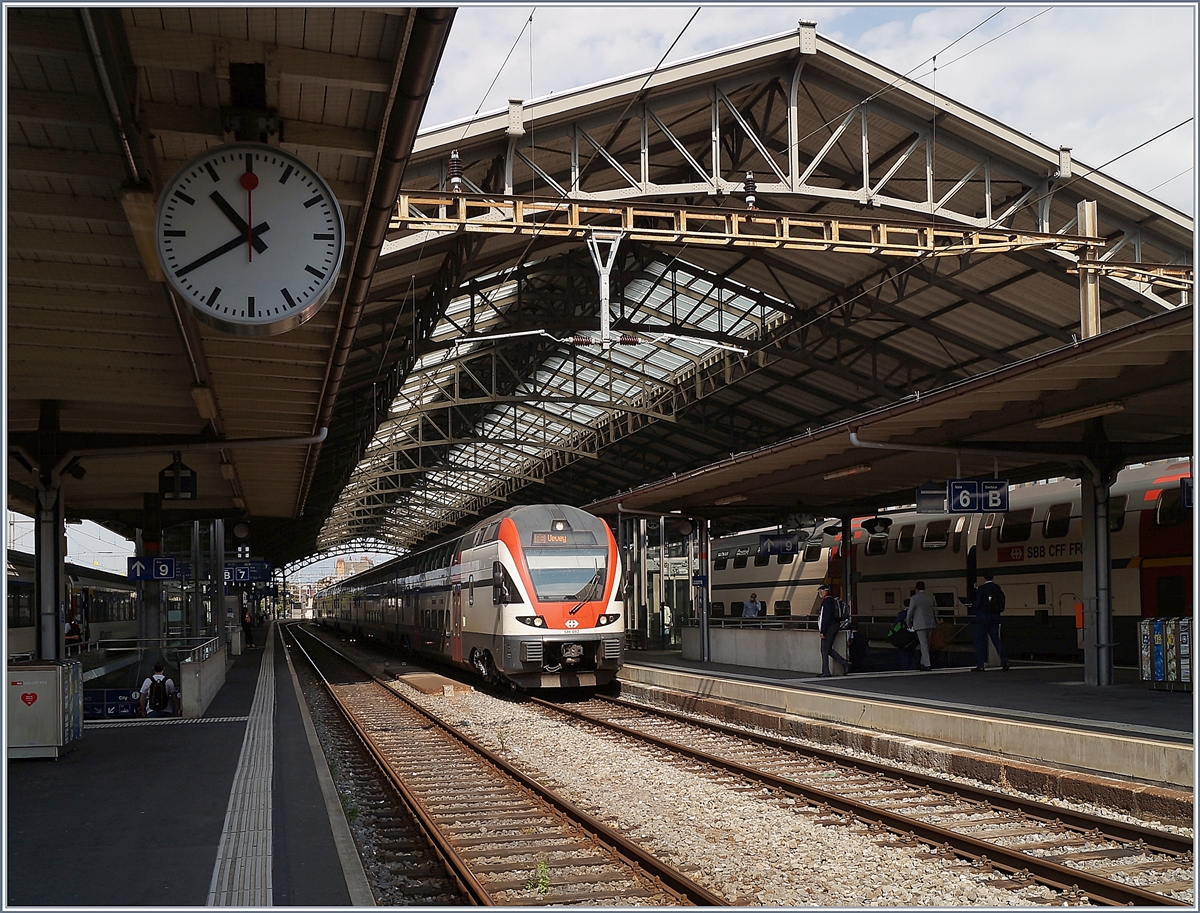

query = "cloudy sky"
[{"left": 422, "top": 4, "right": 1196, "bottom": 215}]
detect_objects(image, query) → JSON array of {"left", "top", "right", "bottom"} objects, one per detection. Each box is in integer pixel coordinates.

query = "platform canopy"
[
  {"left": 320, "top": 23, "right": 1192, "bottom": 554},
  {"left": 586, "top": 305, "right": 1192, "bottom": 529},
  {"left": 6, "top": 6, "right": 455, "bottom": 565}
]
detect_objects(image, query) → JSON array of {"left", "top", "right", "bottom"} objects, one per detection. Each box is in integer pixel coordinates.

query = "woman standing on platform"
[{"left": 242, "top": 609, "right": 255, "bottom": 649}]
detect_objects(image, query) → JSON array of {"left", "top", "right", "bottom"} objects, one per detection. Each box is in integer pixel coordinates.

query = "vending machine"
[{"left": 7, "top": 660, "right": 83, "bottom": 758}]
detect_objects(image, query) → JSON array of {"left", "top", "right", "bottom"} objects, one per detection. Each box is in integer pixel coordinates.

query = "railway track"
[
  {"left": 529, "top": 693, "right": 1193, "bottom": 907},
  {"left": 287, "top": 624, "right": 724, "bottom": 906}
]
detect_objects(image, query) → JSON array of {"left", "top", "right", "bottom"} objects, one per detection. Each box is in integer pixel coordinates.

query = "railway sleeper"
[
  {"left": 456, "top": 840, "right": 592, "bottom": 858},
  {"left": 470, "top": 855, "right": 615, "bottom": 875},
  {"left": 485, "top": 870, "right": 643, "bottom": 892}
]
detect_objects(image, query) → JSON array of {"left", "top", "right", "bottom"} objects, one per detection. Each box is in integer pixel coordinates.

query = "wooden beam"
[
  {"left": 7, "top": 191, "right": 127, "bottom": 223},
  {"left": 7, "top": 227, "right": 139, "bottom": 259},
  {"left": 124, "top": 26, "right": 393, "bottom": 93}
]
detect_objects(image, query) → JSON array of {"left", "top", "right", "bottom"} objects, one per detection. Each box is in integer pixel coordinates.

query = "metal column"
[
  {"left": 699, "top": 519, "right": 711, "bottom": 663},
  {"left": 34, "top": 483, "right": 65, "bottom": 661},
  {"left": 212, "top": 519, "right": 226, "bottom": 647},
  {"left": 1080, "top": 471, "right": 1115, "bottom": 685}
]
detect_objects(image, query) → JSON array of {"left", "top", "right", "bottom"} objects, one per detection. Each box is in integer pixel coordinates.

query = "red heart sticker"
[{"left": 21, "top": 693, "right": 37, "bottom": 706}]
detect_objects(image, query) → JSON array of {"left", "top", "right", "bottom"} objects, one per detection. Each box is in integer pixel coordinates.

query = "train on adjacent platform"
[
  {"left": 708, "top": 460, "right": 1192, "bottom": 665},
  {"left": 6, "top": 550, "right": 138, "bottom": 658},
  {"left": 314, "top": 504, "right": 624, "bottom": 688}
]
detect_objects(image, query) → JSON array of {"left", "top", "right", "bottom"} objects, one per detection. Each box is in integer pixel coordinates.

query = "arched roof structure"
[{"left": 321, "top": 23, "right": 1192, "bottom": 552}]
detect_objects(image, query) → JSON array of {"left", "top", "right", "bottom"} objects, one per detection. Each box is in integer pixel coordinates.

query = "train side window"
[
  {"left": 484, "top": 522, "right": 501, "bottom": 542},
  {"left": 710, "top": 602, "right": 725, "bottom": 616},
  {"left": 1037, "top": 584, "right": 1048, "bottom": 605},
  {"left": 1108, "top": 495, "right": 1128, "bottom": 533},
  {"left": 952, "top": 516, "right": 966, "bottom": 553},
  {"left": 998, "top": 508, "right": 1034, "bottom": 543},
  {"left": 884, "top": 591, "right": 896, "bottom": 605},
  {"left": 1156, "top": 488, "right": 1188, "bottom": 527},
  {"left": 777, "top": 551, "right": 795, "bottom": 564},
  {"left": 1156, "top": 575, "right": 1188, "bottom": 616},
  {"left": 865, "top": 534, "right": 887, "bottom": 556},
  {"left": 713, "top": 551, "right": 729, "bottom": 571},
  {"left": 895, "top": 524, "right": 915, "bottom": 553},
  {"left": 803, "top": 544, "right": 822, "bottom": 562},
  {"left": 922, "top": 520, "right": 951, "bottom": 550},
  {"left": 1043, "top": 503, "right": 1072, "bottom": 539},
  {"left": 733, "top": 547, "right": 750, "bottom": 569},
  {"left": 753, "top": 551, "right": 770, "bottom": 567},
  {"left": 731, "top": 601, "right": 745, "bottom": 615},
  {"left": 934, "top": 592, "right": 956, "bottom": 608},
  {"left": 773, "top": 600, "right": 791, "bottom": 616}
]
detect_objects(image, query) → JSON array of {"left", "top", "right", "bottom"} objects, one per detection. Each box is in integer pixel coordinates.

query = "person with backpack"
[
  {"left": 886, "top": 602, "right": 920, "bottom": 669},
  {"left": 139, "top": 662, "right": 179, "bottom": 717},
  {"left": 971, "top": 572, "right": 1010, "bottom": 671},
  {"left": 906, "top": 581, "right": 937, "bottom": 672},
  {"left": 815, "top": 584, "right": 849, "bottom": 677}
]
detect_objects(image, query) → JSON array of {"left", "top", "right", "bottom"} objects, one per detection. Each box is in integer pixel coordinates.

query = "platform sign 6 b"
[{"left": 947, "top": 479, "right": 1008, "bottom": 513}]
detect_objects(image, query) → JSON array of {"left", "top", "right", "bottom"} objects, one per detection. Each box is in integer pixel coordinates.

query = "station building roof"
[
  {"left": 6, "top": 7, "right": 454, "bottom": 564},
  {"left": 586, "top": 304, "right": 1192, "bottom": 530},
  {"left": 5, "top": 16, "right": 1191, "bottom": 568},
  {"left": 322, "top": 23, "right": 1192, "bottom": 555}
]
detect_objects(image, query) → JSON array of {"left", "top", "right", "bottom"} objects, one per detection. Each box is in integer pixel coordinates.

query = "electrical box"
[{"left": 7, "top": 661, "right": 83, "bottom": 758}]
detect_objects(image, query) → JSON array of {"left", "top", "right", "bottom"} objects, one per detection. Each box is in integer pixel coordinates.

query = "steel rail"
[
  {"left": 530, "top": 695, "right": 1189, "bottom": 907},
  {"left": 284, "top": 623, "right": 494, "bottom": 906},
  {"left": 291, "top": 624, "right": 726, "bottom": 906},
  {"left": 597, "top": 695, "right": 1193, "bottom": 856}
]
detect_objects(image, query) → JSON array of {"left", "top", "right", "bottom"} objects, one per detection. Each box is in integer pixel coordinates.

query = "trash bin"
[{"left": 1139, "top": 617, "right": 1192, "bottom": 692}]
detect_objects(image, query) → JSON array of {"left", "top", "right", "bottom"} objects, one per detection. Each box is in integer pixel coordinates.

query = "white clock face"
[{"left": 155, "top": 143, "right": 345, "bottom": 336}]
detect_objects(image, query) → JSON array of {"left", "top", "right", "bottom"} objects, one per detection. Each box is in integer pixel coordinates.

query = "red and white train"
[
  {"left": 314, "top": 504, "right": 624, "bottom": 688},
  {"left": 708, "top": 460, "right": 1192, "bottom": 664}
]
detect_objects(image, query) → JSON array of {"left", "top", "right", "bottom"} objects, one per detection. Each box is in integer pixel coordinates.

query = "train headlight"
[
  {"left": 516, "top": 615, "right": 547, "bottom": 628},
  {"left": 595, "top": 613, "right": 620, "bottom": 626}
]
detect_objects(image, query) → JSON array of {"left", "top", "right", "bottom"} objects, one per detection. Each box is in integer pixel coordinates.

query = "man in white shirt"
[{"left": 138, "top": 662, "right": 179, "bottom": 717}]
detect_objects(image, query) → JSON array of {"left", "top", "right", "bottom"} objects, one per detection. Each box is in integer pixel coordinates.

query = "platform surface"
[
  {"left": 6, "top": 622, "right": 366, "bottom": 907},
  {"left": 619, "top": 650, "right": 1194, "bottom": 789}
]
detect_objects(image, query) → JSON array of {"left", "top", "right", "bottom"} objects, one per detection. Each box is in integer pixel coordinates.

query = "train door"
[{"left": 451, "top": 583, "right": 463, "bottom": 662}]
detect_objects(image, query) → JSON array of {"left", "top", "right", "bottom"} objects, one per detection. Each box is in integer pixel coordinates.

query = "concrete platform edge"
[
  {"left": 282, "top": 632, "right": 376, "bottom": 906},
  {"left": 618, "top": 665, "right": 1194, "bottom": 818}
]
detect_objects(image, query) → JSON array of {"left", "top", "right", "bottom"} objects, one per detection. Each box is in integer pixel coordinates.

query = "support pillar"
[
  {"left": 212, "top": 519, "right": 226, "bottom": 646},
  {"left": 191, "top": 521, "right": 204, "bottom": 638},
  {"left": 139, "top": 493, "right": 163, "bottom": 642},
  {"left": 34, "top": 484, "right": 65, "bottom": 661},
  {"left": 699, "top": 519, "right": 711, "bottom": 663},
  {"left": 1080, "top": 471, "right": 1115, "bottom": 685},
  {"left": 1078, "top": 200, "right": 1100, "bottom": 338},
  {"left": 840, "top": 516, "right": 853, "bottom": 611}
]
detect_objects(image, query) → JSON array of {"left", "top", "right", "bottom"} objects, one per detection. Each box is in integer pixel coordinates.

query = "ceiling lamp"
[
  {"left": 1035, "top": 401, "right": 1124, "bottom": 429},
  {"left": 823, "top": 463, "right": 872, "bottom": 481}
]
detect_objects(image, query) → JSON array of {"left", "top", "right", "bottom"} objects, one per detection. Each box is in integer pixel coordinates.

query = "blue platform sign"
[
  {"left": 948, "top": 480, "right": 979, "bottom": 513},
  {"left": 758, "top": 533, "right": 799, "bottom": 556},
  {"left": 980, "top": 480, "right": 1009, "bottom": 512},
  {"left": 948, "top": 479, "right": 1009, "bottom": 513},
  {"left": 128, "top": 557, "right": 177, "bottom": 580},
  {"left": 224, "top": 561, "right": 272, "bottom": 582}
]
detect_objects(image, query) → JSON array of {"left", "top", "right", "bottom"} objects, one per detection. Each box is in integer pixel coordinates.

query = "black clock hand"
[
  {"left": 175, "top": 222, "right": 271, "bottom": 277},
  {"left": 210, "top": 191, "right": 269, "bottom": 254}
]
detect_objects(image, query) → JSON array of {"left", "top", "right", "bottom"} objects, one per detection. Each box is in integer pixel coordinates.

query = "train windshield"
[{"left": 523, "top": 548, "right": 609, "bottom": 602}]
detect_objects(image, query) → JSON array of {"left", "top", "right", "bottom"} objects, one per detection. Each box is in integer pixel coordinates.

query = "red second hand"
[{"left": 239, "top": 171, "right": 259, "bottom": 261}]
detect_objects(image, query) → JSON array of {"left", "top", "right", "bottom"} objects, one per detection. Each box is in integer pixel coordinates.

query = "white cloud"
[{"left": 423, "top": 5, "right": 1196, "bottom": 214}]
